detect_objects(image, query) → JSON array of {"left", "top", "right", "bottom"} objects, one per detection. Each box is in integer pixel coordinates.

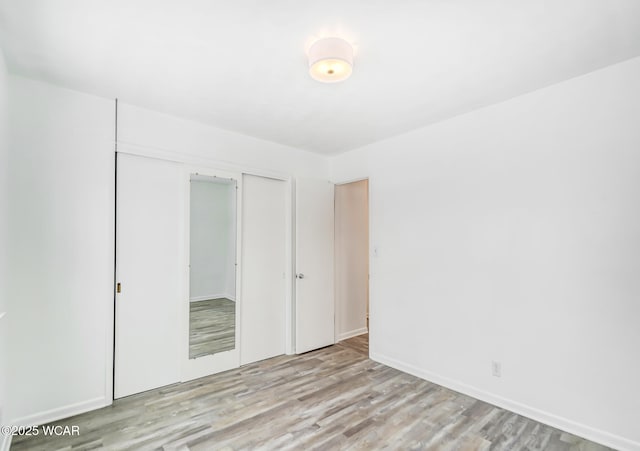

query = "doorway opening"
[{"left": 334, "top": 179, "right": 370, "bottom": 352}]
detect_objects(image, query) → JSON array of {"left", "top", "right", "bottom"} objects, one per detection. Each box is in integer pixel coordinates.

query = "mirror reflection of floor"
[{"left": 189, "top": 298, "right": 236, "bottom": 359}]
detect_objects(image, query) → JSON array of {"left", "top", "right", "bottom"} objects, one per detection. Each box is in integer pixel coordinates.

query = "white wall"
[
  {"left": 6, "top": 75, "right": 328, "bottom": 426},
  {"left": 335, "top": 180, "right": 369, "bottom": 341},
  {"left": 189, "top": 180, "right": 236, "bottom": 301},
  {"left": 7, "top": 76, "right": 115, "bottom": 424},
  {"left": 331, "top": 57, "right": 640, "bottom": 450},
  {"left": 117, "top": 103, "right": 328, "bottom": 179},
  {"left": 0, "top": 47, "right": 10, "bottom": 439}
]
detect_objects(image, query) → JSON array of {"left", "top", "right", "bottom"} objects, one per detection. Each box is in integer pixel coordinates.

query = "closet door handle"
[{"left": 296, "top": 273, "right": 305, "bottom": 279}]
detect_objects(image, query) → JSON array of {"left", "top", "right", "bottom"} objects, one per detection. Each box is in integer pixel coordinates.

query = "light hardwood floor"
[
  {"left": 189, "top": 298, "right": 235, "bottom": 359},
  {"left": 12, "top": 335, "right": 610, "bottom": 451}
]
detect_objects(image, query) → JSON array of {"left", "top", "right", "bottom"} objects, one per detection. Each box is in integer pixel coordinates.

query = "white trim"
[
  {"left": 333, "top": 176, "right": 369, "bottom": 186},
  {"left": 284, "top": 177, "right": 294, "bottom": 355},
  {"left": 117, "top": 141, "right": 291, "bottom": 183},
  {"left": 370, "top": 352, "right": 640, "bottom": 451},
  {"left": 0, "top": 435, "right": 11, "bottom": 451},
  {"left": 107, "top": 147, "right": 116, "bottom": 405},
  {"left": 10, "top": 397, "right": 107, "bottom": 428},
  {"left": 288, "top": 178, "right": 297, "bottom": 355},
  {"left": 337, "top": 327, "right": 368, "bottom": 342}
]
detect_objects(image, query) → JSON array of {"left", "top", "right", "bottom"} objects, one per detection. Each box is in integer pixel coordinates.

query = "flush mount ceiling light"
[{"left": 308, "top": 37, "right": 354, "bottom": 83}]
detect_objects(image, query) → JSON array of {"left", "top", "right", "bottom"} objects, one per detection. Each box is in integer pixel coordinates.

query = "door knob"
[{"left": 296, "top": 273, "right": 305, "bottom": 279}]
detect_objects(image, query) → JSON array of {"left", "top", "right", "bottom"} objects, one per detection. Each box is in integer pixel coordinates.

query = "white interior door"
[
  {"left": 115, "top": 153, "right": 182, "bottom": 398},
  {"left": 241, "top": 175, "right": 288, "bottom": 364},
  {"left": 295, "top": 178, "right": 335, "bottom": 353}
]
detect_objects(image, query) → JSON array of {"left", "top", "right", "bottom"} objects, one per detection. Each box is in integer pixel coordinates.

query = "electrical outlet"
[{"left": 492, "top": 361, "right": 502, "bottom": 378}]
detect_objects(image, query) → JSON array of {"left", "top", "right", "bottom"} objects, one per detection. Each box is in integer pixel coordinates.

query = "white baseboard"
[
  {"left": 190, "top": 294, "right": 225, "bottom": 302},
  {"left": 337, "top": 327, "right": 368, "bottom": 342},
  {"left": 370, "top": 352, "right": 640, "bottom": 451},
  {"left": 0, "top": 435, "right": 11, "bottom": 451},
  {"left": 10, "top": 397, "right": 107, "bottom": 428},
  {"left": 190, "top": 294, "right": 235, "bottom": 302}
]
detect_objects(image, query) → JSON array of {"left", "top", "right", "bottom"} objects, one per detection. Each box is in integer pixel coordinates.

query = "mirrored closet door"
[
  {"left": 188, "top": 175, "right": 237, "bottom": 358},
  {"left": 181, "top": 169, "right": 242, "bottom": 381},
  {"left": 115, "top": 155, "right": 243, "bottom": 396},
  {"left": 116, "top": 155, "right": 292, "bottom": 395}
]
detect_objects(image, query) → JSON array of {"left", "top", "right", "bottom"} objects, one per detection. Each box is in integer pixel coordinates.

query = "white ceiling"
[{"left": 1, "top": 1, "right": 640, "bottom": 155}]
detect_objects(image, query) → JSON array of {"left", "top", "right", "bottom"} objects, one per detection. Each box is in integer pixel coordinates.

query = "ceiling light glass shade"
[{"left": 308, "top": 37, "right": 353, "bottom": 83}]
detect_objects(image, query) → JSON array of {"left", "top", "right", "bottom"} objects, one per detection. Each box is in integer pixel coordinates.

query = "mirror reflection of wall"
[{"left": 189, "top": 175, "right": 237, "bottom": 359}]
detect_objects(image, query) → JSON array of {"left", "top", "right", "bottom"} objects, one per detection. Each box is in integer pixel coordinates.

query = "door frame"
[{"left": 332, "top": 177, "right": 370, "bottom": 345}]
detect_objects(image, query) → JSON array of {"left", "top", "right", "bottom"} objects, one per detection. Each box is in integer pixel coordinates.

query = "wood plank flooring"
[
  {"left": 12, "top": 335, "right": 611, "bottom": 451},
  {"left": 189, "top": 298, "right": 235, "bottom": 358}
]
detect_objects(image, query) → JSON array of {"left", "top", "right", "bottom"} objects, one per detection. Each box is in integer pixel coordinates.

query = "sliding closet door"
[
  {"left": 115, "top": 153, "right": 182, "bottom": 398},
  {"left": 241, "top": 175, "right": 287, "bottom": 364}
]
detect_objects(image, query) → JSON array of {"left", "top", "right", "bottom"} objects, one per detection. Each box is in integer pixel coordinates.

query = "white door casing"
[{"left": 334, "top": 179, "right": 369, "bottom": 342}]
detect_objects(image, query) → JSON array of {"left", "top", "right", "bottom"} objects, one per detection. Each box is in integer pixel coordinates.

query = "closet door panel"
[
  {"left": 115, "top": 153, "right": 182, "bottom": 398},
  {"left": 241, "top": 175, "right": 287, "bottom": 365}
]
